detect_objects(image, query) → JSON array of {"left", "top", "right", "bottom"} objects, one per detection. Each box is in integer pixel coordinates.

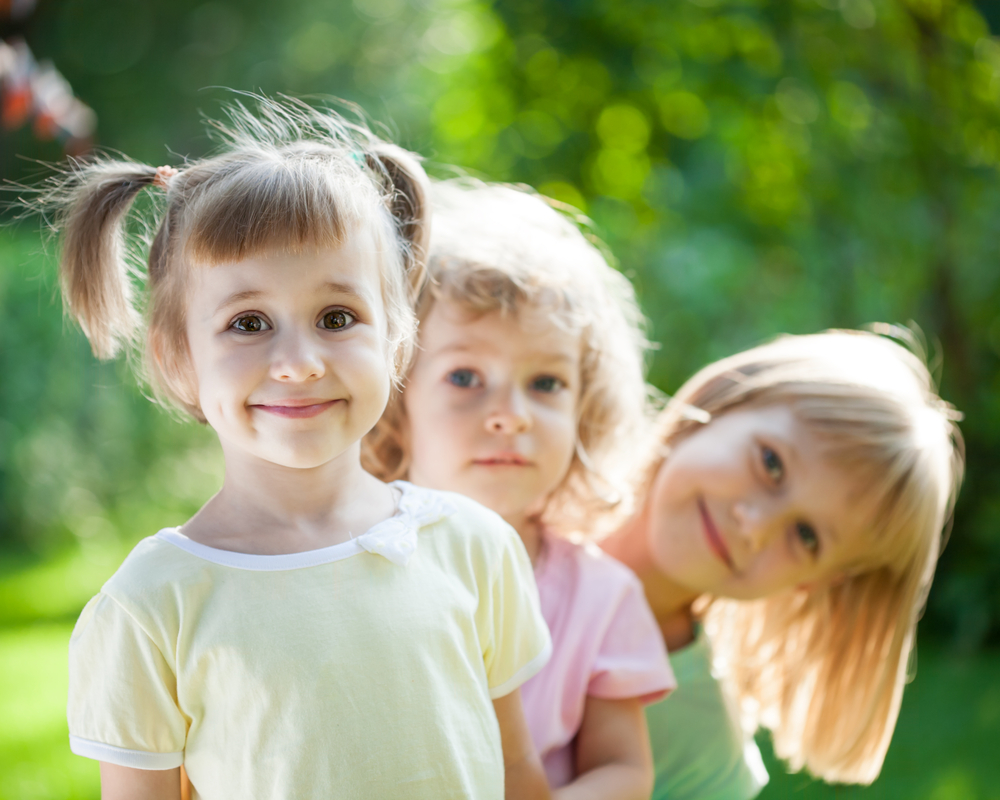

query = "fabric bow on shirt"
[{"left": 355, "top": 481, "right": 457, "bottom": 566}]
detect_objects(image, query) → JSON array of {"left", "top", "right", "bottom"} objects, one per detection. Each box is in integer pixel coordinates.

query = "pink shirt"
[{"left": 520, "top": 533, "right": 676, "bottom": 788}]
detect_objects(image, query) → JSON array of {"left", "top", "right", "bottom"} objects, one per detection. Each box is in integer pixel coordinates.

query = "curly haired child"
[{"left": 365, "top": 179, "right": 676, "bottom": 800}]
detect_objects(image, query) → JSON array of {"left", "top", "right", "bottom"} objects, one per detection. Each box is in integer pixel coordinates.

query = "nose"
[
  {"left": 269, "top": 329, "right": 326, "bottom": 382},
  {"left": 484, "top": 386, "right": 532, "bottom": 435},
  {"left": 731, "top": 499, "right": 779, "bottom": 554}
]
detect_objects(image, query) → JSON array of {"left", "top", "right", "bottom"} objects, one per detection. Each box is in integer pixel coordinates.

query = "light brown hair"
[
  {"left": 647, "top": 328, "right": 963, "bottom": 784},
  {"left": 32, "top": 97, "right": 430, "bottom": 421},
  {"left": 363, "top": 179, "right": 652, "bottom": 536}
]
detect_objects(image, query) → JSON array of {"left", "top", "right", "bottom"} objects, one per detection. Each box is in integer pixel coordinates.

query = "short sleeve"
[
  {"left": 68, "top": 593, "right": 188, "bottom": 769},
  {"left": 478, "top": 529, "right": 552, "bottom": 699},
  {"left": 588, "top": 576, "right": 676, "bottom": 705}
]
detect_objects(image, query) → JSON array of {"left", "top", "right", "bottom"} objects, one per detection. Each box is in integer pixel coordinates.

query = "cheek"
[
  {"left": 408, "top": 400, "right": 475, "bottom": 465},
  {"left": 732, "top": 550, "right": 805, "bottom": 599},
  {"left": 643, "top": 464, "right": 706, "bottom": 564},
  {"left": 540, "top": 407, "right": 578, "bottom": 463},
  {"left": 196, "top": 345, "right": 258, "bottom": 399},
  {"left": 647, "top": 460, "right": 693, "bottom": 513}
]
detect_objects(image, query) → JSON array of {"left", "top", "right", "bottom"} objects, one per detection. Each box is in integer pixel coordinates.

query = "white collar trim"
[{"left": 154, "top": 481, "right": 456, "bottom": 571}]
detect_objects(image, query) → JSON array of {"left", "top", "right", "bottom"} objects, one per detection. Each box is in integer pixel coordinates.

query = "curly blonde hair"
[
  {"left": 645, "top": 328, "right": 963, "bottom": 784},
  {"left": 363, "top": 178, "right": 652, "bottom": 536},
  {"left": 32, "top": 96, "right": 430, "bottom": 421}
]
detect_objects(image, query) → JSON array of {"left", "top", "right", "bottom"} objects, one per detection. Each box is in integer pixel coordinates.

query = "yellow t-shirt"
[{"left": 67, "top": 482, "right": 551, "bottom": 800}]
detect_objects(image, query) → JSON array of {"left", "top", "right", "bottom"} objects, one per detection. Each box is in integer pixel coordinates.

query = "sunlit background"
[{"left": 2, "top": 0, "right": 999, "bottom": 797}]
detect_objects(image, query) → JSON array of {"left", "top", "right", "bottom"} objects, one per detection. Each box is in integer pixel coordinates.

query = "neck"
[
  {"left": 185, "top": 440, "right": 394, "bottom": 554},
  {"left": 224, "top": 450, "right": 364, "bottom": 516},
  {"left": 602, "top": 499, "right": 702, "bottom": 650},
  {"left": 506, "top": 512, "right": 544, "bottom": 566}
]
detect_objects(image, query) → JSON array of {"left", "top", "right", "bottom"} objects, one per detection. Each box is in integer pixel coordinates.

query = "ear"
[{"left": 367, "top": 143, "right": 431, "bottom": 301}]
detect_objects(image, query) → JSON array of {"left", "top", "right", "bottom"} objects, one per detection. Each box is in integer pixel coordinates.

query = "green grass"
[
  {"left": 0, "top": 548, "right": 997, "bottom": 799},
  {"left": 756, "top": 647, "right": 1000, "bottom": 799},
  {"left": 0, "top": 624, "right": 99, "bottom": 799}
]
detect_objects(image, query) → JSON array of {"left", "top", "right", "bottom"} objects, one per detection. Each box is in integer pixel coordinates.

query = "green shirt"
[{"left": 647, "top": 628, "right": 768, "bottom": 800}]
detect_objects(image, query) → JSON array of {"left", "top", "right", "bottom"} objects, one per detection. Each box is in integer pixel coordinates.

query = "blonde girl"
[
  {"left": 36, "top": 100, "right": 552, "bottom": 800},
  {"left": 365, "top": 179, "right": 676, "bottom": 800},
  {"left": 600, "top": 328, "right": 964, "bottom": 799}
]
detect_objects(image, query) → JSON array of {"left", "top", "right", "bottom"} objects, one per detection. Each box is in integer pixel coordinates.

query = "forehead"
[
  {"left": 188, "top": 228, "right": 385, "bottom": 301},
  {"left": 420, "top": 298, "right": 582, "bottom": 362}
]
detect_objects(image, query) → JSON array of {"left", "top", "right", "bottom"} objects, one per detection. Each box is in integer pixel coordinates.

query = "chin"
[{"left": 260, "top": 441, "right": 349, "bottom": 470}]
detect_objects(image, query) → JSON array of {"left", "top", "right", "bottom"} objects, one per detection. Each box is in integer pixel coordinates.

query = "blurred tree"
[
  {"left": 405, "top": 0, "right": 1000, "bottom": 651},
  {"left": 1, "top": 0, "right": 998, "bottom": 648}
]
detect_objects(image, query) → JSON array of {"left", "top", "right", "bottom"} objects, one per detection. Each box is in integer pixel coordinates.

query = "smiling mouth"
[
  {"left": 252, "top": 400, "right": 340, "bottom": 419},
  {"left": 697, "top": 497, "right": 736, "bottom": 572}
]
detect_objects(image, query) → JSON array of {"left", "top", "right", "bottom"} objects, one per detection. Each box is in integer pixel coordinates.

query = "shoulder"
[
  {"left": 543, "top": 533, "right": 643, "bottom": 594},
  {"left": 666, "top": 628, "right": 717, "bottom": 686},
  {"left": 104, "top": 533, "right": 192, "bottom": 586},
  {"left": 537, "top": 533, "right": 657, "bottom": 640},
  {"left": 396, "top": 482, "right": 531, "bottom": 588},
  {"left": 399, "top": 482, "right": 519, "bottom": 554},
  {"left": 99, "top": 531, "right": 211, "bottom": 615}
]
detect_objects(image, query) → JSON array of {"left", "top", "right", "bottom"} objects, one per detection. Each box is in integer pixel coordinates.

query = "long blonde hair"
[
  {"left": 29, "top": 96, "right": 430, "bottom": 421},
  {"left": 649, "top": 328, "right": 963, "bottom": 784},
  {"left": 363, "top": 178, "right": 652, "bottom": 536}
]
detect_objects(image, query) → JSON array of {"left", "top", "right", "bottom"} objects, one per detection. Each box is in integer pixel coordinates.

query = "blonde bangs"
[{"left": 179, "top": 149, "right": 395, "bottom": 268}]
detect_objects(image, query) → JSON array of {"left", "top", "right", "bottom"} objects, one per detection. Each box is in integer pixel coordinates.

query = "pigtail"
[
  {"left": 46, "top": 160, "right": 160, "bottom": 359},
  {"left": 367, "top": 143, "right": 431, "bottom": 301}
]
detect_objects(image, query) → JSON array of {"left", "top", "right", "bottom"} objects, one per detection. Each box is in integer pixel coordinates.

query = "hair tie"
[{"left": 152, "top": 166, "right": 178, "bottom": 190}]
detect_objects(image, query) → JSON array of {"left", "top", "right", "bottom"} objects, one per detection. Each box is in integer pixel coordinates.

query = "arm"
[
  {"left": 554, "top": 696, "right": 653, "bottom": 800},
  {"left": 493, "top": 689, "right": 551, "bottom": 800},
  {"left": 100, "top": 763, "right": 182, "bottom": 800}
]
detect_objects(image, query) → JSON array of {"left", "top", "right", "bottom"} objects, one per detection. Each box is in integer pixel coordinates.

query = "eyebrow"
[
  {"left": 214, "top": 290, "right": 263, "bottom": 315},
  {"left": 213, "top": 282, "right": 369, "bottom": 316},
  {"left": 321, "top": 281, "right": 369, "bottom": 302},
  {"left": 429, "top": 342, "right": 578, "bottom": 365}
]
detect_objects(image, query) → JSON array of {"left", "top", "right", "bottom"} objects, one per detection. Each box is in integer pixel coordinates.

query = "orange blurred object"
[{"left": 2, "top": 84, "right": 31, "bottom": 128}]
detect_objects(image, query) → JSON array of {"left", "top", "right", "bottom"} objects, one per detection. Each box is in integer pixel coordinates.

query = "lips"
[
  {"left": 697, "top": 497, "right": 736, "bottom": 571},
  {"left": 472, "top": 453, "right": 532, "bottom": 466},
  {"left": 251, "top": 399, "right": 340, "bottom": 419}
]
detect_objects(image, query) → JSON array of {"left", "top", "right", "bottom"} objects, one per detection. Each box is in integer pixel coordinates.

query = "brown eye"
[
  {"left": 320, "top": 310, "right": 353, "bottom": 330},
  {"left": 232, "top": 315, "right": 268, "bottom": 333}
]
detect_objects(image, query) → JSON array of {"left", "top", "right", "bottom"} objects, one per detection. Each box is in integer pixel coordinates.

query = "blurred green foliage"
[
  {"left": 1, "top": 0, "right": 999, "bottom": 695},
  {"left": 0, "top": 233, "right": 221, "bottom": 560},
  {"left": 4, "top": 0, "right": 997, "bottom": 646},
  {"left": 411, "top": 0, "right": 1000, "bottom": 650}
]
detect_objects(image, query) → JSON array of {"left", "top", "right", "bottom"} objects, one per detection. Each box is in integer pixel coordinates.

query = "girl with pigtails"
[{"left": 35, "top": 99, "right": 552, "bottom": 800}]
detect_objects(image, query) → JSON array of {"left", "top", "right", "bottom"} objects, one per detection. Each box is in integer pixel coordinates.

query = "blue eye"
[
  {"left": 231, "top": 314, "right": 270, "bottom": 333},
  {"left": 447, "top": 369, "right": 480, "bottom": 389},
  {"left": 796, "top": 522, "right": 820, "bottom": 556},
  {"left": 320, "top": 310, "right": 354, "bottom": 330},
  {"left": 761, "top": 446, "right": 784, "bottom": 483},
  {"left": 531, "top": 375, "right": 564, "bottom": 393}
]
